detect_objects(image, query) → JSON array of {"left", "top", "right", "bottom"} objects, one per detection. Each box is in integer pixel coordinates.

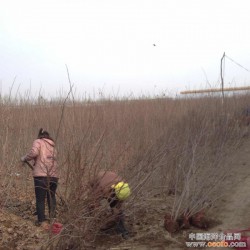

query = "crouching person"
[{"left": 88, "top": 170, "right": 131, "bottom": 239}]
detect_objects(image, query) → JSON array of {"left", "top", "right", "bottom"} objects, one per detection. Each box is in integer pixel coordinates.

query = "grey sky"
[{"left": 1, "top": 0, "right": 250, "bottom": 98}]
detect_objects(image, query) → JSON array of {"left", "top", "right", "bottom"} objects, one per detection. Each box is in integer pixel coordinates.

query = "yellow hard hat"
[{"left": 111, "top": 182, "right": 131, "bottom": 201}]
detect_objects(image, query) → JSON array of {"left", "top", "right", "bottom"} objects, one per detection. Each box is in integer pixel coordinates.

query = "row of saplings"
[{"left": 164, "top": 209, "right": 208, "bottom": 233}]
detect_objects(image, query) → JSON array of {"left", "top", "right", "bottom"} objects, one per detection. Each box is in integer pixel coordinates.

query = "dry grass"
[{"left": 0, "top": 91, "right": 250, "bottom": 248}]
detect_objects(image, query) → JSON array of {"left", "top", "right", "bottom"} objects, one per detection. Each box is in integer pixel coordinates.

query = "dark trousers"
[{"left": 34, "top": 177, "right": 58, "bottom": 222}]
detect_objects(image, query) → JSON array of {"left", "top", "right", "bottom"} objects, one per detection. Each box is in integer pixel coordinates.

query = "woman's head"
[
  {"left": 37, "top": 128, "right": 54, "bottom": 141},
  {"left": 112, "top": 182, "right": 131, "bottom": 201},
  {"left": 108, "top": 182, "right": 131, "bottom": 207}
]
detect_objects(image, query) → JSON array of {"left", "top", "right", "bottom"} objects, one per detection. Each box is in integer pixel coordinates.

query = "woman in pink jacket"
[{"left": 21, "top": 128, "right": 59, "bottom": 228}]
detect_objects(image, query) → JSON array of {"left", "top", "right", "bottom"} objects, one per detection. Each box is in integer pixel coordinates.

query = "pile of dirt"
[{"left": 0, "top": 211, "right": 47, "bottom": 250}]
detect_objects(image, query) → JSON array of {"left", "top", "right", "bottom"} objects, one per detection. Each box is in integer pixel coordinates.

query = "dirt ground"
[
  {"left": 1, "top": 133, "right": 250, "bottom": 250},
  {"left": 108, "top": 134, "right": 250, "bottom": 250}
]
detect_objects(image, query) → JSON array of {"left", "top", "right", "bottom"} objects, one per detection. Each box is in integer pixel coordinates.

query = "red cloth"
[{"left": 52, "top": 223, "right": 63, "bottom": 234}]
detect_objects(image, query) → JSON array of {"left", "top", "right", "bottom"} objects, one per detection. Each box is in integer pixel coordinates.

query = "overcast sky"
[{"left": 1, "top": 0, "right": 250, "bottom": 99}]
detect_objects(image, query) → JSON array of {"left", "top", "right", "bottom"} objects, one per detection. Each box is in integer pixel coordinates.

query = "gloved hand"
[{"left": 21, "top": 156, "right": 26, "bottom": 162}]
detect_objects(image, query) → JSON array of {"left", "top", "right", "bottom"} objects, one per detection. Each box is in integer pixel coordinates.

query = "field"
[{"left": 0, "top": 92, "right": 250, "bottom": 249}]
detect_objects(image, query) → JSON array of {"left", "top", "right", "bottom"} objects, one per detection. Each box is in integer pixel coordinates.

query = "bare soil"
[{"left": 1, "top": 133, "right": 250, "bottom": 250}]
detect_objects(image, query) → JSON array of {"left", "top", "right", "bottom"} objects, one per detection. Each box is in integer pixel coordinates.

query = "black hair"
[
  {"left": 107, "top": 189, "right": 119, "bottom": 208},
  {"left": 37, "top": 128, "right": 54, "bottom": 141}
]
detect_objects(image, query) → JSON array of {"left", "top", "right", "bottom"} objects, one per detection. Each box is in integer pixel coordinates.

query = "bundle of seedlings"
[{"left": 163, "top": 100, "right": 242, "bottom": 233}]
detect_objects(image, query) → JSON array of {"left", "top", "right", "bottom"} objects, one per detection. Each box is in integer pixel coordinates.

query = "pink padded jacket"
[
  {"left": 24, "top": 138, "right": 58, "bottom": 178},
  {"left": 89, "top": 171, "right": 123, "bottom": 197}
]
